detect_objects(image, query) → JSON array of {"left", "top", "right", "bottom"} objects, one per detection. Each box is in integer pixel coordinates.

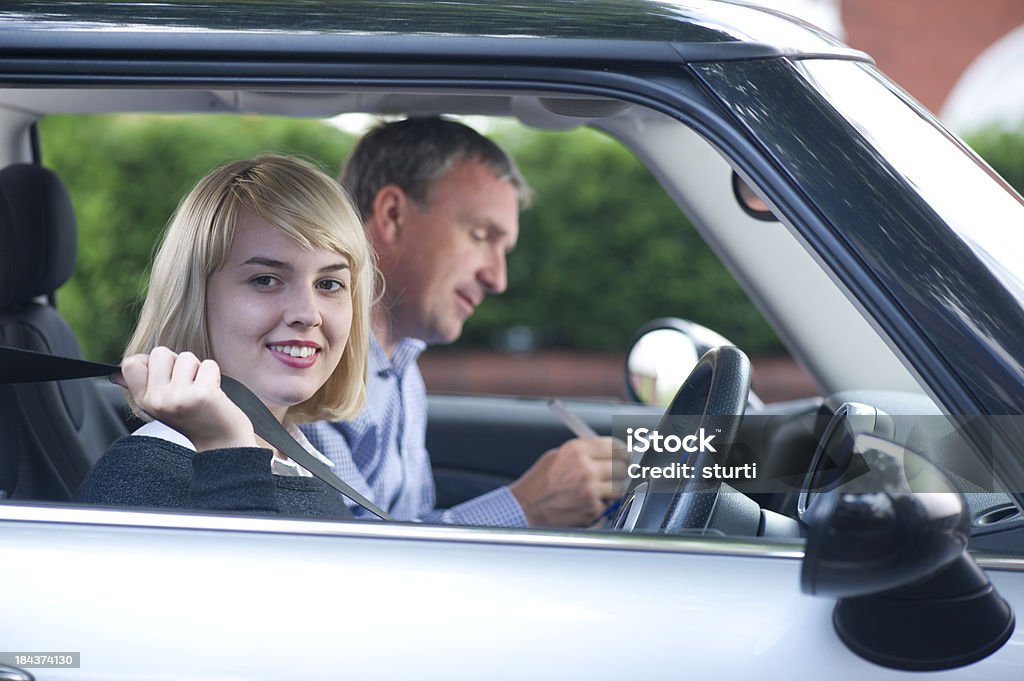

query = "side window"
[
  {"left": 39, "top": 114, "right": 812, "bottom": 408},
  {"left": 17, "top": 110, "right": 815, "bottom": 536}
]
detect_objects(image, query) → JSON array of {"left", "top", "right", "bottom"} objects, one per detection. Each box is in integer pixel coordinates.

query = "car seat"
[{"left": 0, "top": 163, "right": 128, "bottom": 500}]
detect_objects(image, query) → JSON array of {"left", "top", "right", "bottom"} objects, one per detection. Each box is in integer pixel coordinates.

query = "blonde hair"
[{"left": 127, "top": 153, "right": 373, "bottom": 423}]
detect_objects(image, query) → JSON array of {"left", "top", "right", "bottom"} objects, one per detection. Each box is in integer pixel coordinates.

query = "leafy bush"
[
  {"left": 40, "top": 115, "right": 784, "bottom": 361},
  {"left": 966, "top": 125, "right": 1024, "bottom": 195}
]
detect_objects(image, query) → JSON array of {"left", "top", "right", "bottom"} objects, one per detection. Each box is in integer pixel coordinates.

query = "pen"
[
  {"left": 547, "top": 398, "right": 598, "bottom": 439},
  {"left": 548, "top": 399, "right": 621, "bottom": 523}
]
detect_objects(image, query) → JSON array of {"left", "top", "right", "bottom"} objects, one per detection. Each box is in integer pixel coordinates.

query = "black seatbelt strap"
[
  {"left": 0, "top": 345, "right": 393, "bottom": 521},
  {"left": 217, "top": 375, "right": 393, "bottom": 520}
]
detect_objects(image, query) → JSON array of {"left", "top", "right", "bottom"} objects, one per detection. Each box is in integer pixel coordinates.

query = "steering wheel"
[{"left": 612, "top": 346, "right": 751, "bottom": 533}]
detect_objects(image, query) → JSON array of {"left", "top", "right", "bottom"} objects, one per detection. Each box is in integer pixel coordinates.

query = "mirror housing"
[
  {"left": 625, "top": 318, "right": 762, "bottom": 408},
  {"left": 802, "top": 434, "right": 1014, "bottom": 670}
]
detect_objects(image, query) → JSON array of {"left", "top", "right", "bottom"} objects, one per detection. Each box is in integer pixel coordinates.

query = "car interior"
[
  {"left": 1, "top": 85, "right": 1022, "bottom": 553},
  {"left": 0, "top": 162, "right": 129, "bottom": 500}
]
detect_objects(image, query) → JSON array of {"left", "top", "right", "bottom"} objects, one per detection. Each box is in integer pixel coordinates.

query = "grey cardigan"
[{"left": 76, "top": 435, "right": 354, "bottom": 520}]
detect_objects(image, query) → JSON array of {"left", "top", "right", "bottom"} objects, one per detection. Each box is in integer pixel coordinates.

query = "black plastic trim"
[
  {"left": 0, "top": 59, "right": 672, "bottom": 85},
  {"left": 685, "top": 60, "right": 984, "bottom": 420},
  {"left": 833, "top": 555, "right": 1015, "bottom": 671},
  {"left": 0, "top": 34, "right": 788, "bottom": 64},
  {"left": 28, "top": 122, "right": 40, "bottom": 164},
  {"left": 0, "top": 31, "right": 874, "bottom": 68}
]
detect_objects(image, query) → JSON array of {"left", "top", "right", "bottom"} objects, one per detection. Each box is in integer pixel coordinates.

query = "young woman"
[{"left": 76, "top": 154, "right": 373, "bottom": 518}]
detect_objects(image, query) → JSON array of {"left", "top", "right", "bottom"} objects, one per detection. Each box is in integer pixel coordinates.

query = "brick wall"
[
  {"left": 420, "top": 350, "right": 819, "bottom": 403},
  {"left": 843, "top": 0, "right": 1024, "bottom": 112}
]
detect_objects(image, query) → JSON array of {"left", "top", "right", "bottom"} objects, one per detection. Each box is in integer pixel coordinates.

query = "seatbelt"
[{"left": 0, "top": 345, "right": 393, "bottom": 521}]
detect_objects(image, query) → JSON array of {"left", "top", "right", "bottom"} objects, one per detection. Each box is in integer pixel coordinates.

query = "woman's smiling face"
[{"left": 205, "top": 208, "right": 352, "bottom": 421}]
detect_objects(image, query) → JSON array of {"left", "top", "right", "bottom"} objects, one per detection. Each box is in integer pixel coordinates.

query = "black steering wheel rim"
[{"left": 614, "top": 345, "right": 751, "bottom": 533}]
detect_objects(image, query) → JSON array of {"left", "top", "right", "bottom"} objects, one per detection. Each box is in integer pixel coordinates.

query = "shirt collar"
[
  {"left": 270, "top": 423, "right": 336, "bottom": 477},
  {"left": 370, "top": 334, "right": 426, "bottom": 379}
]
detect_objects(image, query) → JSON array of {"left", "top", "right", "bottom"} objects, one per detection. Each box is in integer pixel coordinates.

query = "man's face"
[{"left": 385, "top": 159, "right": 520, "bottom": 345}]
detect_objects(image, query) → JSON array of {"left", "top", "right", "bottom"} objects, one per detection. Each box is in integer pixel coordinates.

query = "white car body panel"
[{"left": 2, "top": 505, "right": 1022, "bottom": 680}]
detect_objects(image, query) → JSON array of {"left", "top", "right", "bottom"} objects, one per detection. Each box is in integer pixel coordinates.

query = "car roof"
[{"left": 0, "top": 0, "right": 863, "bottom": 64}]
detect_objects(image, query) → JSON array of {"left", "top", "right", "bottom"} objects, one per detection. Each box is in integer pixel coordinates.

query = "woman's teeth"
[{"left": 270, "top": 345, "right": 317, "bottom": 358}]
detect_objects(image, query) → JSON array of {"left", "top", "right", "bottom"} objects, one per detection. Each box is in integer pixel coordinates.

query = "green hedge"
[
  {"left": 966, "top": 126, "right": 1024, "bottom": 195},
  {"left": 40, "top": 115, "right": 783, "bottom": 362}
]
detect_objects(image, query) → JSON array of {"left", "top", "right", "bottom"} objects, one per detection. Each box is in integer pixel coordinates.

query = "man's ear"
[{"left": 366, "top": 184, "right": 407, "bottom": 248}]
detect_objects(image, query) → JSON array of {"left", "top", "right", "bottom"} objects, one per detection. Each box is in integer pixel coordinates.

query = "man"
[{"left": 302, "top": 117, "right": 625, "bottom": 527}]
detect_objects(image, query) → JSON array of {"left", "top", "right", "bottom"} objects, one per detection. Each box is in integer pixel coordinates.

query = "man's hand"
[
  {"left": 114, "top": 346, "right": 257, "bottom": 452},
  {"left": 508, "top": 436, "right": 628, "bottom": 527}
]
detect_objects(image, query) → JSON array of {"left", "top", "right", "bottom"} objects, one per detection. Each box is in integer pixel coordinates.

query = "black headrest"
[{"left": 0, "top": 163, "right": 78, "bottom": 310}]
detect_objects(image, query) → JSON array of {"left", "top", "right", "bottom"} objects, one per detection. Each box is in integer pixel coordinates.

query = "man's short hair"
[{"left": 341, "top": 116, "right": 531, "bottom": 220}]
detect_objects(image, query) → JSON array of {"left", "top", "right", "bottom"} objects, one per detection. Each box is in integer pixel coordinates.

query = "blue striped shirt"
[{"left": 301, "top": 336, "right": 527, "bottom": 526}]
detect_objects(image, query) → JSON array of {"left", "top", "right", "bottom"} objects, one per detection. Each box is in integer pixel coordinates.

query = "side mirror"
[
  {"left": 802, "top": 434, "right": 1014, "bottom": 670},
  {"left": 625, "top": 318, "right": 762, "bottom": 408}
]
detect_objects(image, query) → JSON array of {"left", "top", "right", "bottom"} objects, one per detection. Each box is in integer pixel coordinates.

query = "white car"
[{"left": 2, "top": 1, "right": 1024, "bottom": 679}]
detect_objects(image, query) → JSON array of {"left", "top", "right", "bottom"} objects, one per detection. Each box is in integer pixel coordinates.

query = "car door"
[{"left": 3, "top": 502, "right": 1024, "bottom": 680}]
